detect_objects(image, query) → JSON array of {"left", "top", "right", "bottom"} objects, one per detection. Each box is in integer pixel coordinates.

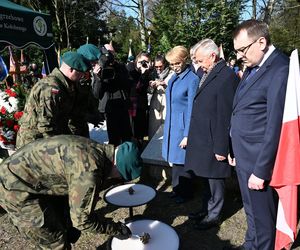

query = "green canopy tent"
[{"left": 0, "top": 0, "right": 57, "bottom": 74}]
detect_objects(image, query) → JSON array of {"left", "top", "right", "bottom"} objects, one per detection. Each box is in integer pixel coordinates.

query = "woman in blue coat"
[{"left": 162, "top": 46, "right": 199, "bottom": 203}]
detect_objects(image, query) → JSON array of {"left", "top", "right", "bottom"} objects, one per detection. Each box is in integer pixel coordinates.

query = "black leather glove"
[
  {"left": 67, "top": 227, "right": 81, "bottom": 244},
  {"left": 114, "top": 222, "right": 132, "bottom": 240}
]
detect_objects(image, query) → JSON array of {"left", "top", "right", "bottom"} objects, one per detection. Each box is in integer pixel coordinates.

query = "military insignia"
[{"left": 51, "top": 88, "right": 59, "bottom": 94}]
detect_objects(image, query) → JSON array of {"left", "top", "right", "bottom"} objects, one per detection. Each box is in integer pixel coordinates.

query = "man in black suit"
[
  {"left": 229, "top": 19, "right": 289, "bottom": 250},
  {"left": 185, "top": 39, "right": 239, "bottom": 229}
]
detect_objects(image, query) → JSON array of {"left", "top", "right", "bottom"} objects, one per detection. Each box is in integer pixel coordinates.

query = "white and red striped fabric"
[{"left": 270, "top": 49, "right": 300, "bottom": 250}]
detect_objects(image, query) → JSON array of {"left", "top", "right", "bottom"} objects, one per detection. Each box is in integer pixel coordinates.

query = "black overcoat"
[{"left": 185, "top": 60, "right": 239, "bottom": 178}]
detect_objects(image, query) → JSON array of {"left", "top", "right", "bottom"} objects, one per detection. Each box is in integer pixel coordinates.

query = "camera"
[
  {"left": 140, "top": 60, "right": 149, "bottom": 68},
  {"left": 98, "top": 46, "right": 115, "bottom": 80},
  {"left": 101, "top": 67, "right": 115, "bottom": 80}
]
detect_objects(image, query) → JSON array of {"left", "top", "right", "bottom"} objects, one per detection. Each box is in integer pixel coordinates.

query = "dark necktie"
[
  {"left": 245, "top": 66, "right": 259, "bottom": 81},
  {"left": 237, "top": 66, "right": 259, "bottom": 96}
]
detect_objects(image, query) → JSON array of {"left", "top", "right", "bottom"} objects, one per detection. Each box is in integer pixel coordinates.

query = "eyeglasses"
[
  {"left": 169, "top": 62, "right": 182, "bottom": 67},
  {"left": 234, "top": 39, "right": 258, "bottom": 56}
]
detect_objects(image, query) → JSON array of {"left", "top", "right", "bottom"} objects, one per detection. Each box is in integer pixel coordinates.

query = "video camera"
[{"left": 99, "top": 46, "right": 115, "bottom": 80}]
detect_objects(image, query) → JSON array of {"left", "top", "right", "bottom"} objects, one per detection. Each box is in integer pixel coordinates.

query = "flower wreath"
[{"left": 0, "top": 83, "right": 26, "bottom": 149}]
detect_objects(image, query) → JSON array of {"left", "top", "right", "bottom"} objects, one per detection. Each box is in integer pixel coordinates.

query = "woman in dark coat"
[
  {"left": 185, "top": 39, "right": 239, "bottom": 229},
  {"left": 127, "top": 52, "right": 152, "bottom": 146}
]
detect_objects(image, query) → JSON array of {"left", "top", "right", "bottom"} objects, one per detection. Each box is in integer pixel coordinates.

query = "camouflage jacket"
[
  {"left": 0, "top": 135, "right": 120, "bottom": 235},
  {"left": 16, "top": 68, "right": 87, "bottom": 149}
]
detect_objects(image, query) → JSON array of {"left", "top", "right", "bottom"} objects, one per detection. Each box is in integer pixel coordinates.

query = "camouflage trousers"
[{"left": 0, "top": 193, "right": 79, "bottom": 250}]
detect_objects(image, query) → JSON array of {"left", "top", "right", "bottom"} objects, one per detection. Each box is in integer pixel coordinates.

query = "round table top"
[
  {"left": 104, "top": 183, "right": 156, "bottom": 207},
  {"left": 111, "top": 219, "right": 180, "bottom": 250}
]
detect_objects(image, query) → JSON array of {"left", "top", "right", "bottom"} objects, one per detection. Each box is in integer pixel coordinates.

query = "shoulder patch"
[{"left": 51, "top": 88, "right": 59, "bottom": 94}]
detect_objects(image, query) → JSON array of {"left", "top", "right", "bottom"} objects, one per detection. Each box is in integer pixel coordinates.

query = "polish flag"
[{"left": 270, "top": 49, "right": 300, "bottom": 250}]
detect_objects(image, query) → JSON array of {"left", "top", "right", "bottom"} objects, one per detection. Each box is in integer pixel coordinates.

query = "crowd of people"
[{"left": 0, "top": 18, "right": 290, "bottom": 250}]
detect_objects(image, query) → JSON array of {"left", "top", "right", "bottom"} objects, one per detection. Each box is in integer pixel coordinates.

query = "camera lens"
[{"left": 141, "top": 61, "right": 148, "bottom": 68}]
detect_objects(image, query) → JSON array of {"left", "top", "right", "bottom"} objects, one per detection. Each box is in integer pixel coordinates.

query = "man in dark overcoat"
[{"left": 185, "top": 39, "right": 239, "bottom": 229}]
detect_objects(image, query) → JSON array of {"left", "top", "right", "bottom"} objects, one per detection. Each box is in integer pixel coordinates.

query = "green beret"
[
  {"left": 116, "top": 142, "right": 142, "bottom": 181},
  {"left": 77, "top": 44, "right": 101, "bottom": 61},
  {"left": 62, "top": 51, "right": 90, "bottom": 72}
]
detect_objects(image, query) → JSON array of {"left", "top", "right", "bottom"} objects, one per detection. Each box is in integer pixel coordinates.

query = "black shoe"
[
  {"left": 175, "top": 196, "right": 186, "bottom": 204},
  {"left": 193, "top": 216, "right": 221, "bottom": 230},
  {"left": 188, "top": 210, "right": 207, "bottom": 220},
  {"left": 223, "top": 246, "right": 245, "bottom": 250},
  {"left": 169, "top": 191, "right": 178, "bottom": 199}
]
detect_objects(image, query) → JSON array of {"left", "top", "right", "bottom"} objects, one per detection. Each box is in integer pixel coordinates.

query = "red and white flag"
[{"left": 270, "top": 49, "right": 300, "bottom": 250}]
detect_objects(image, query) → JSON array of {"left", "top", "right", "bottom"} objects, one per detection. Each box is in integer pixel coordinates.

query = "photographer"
[
  {"left": 148, "top": 54, "right": 173, "bottom": 139},
  {"left": 76, "top": 43, "right": 104, "bottom": 137},
  {"left": 27, "top": 63, "right": 42, "bottom": 86},
  {"left": 127, "top": 51, "right": 153, "bottom": 146},
  {"left": 92, "top": 44, "right": 132, "bottom": 146}
]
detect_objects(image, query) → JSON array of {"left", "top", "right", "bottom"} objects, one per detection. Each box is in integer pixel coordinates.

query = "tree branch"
[
  {"left": 105, "top": 0, "right": 138, "bottom": 9},
  {"left": 286, "top": 4, "right": 300, "bottom": 9},
  {"left": 104, "top": 1, "right": 139, "bottom": 15}
]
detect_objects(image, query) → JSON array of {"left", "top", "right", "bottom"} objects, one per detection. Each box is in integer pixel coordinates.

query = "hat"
[
  {"left": 116, "top": 142, "right": 142, "bottom": 181},
  {"left": 62, "top": 51, "right": 90, "bottom": 72},
  {"left": 77, "top": 44, "right": 101, "bottom": 61}
]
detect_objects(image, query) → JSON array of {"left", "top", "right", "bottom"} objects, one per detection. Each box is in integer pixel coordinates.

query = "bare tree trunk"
[
  {"left": 252, "top": 0, "right": 257, "bottom": 19},
  {"left": 138, "top": 0, "right": 147, "bottom": 49},
  {"left": 26, "top": 0, "right": 40, "bottom": 11},
  {"left": 263, "top": 0, "right": 276, "bottom": 24},
  {"left": 52, "top": 0, "right": 62, "bottom": 53},
  {"left": 104, "top": 0, "right": 148, "bottom": 49},
  {"left": 62, "top": 0, "right": 70, "bottom": 49}
]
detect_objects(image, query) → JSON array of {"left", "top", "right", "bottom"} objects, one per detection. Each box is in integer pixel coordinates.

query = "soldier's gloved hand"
[
  {"left": 92, "top": 114, "right": 105, "bottom": 128},
  {"left": 114, "top": 222, "right": 132, "bottom": 240},
  {"left": 67, "top": 227, "right": 81, "bottom": 244}
]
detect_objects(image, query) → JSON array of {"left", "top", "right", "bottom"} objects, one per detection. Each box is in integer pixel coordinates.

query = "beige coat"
[{"left": 148, "top": 71, "right": 174, "bottom": 139}]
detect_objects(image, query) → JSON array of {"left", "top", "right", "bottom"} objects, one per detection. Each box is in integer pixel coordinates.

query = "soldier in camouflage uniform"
[
  {"left": 0, "top": 135, "right": 142, "bottom": 249},
  {"left": 16, "top": 52, "right": 91, "bottom": 149}
]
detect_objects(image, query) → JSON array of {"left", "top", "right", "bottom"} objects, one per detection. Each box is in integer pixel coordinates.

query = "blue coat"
[{"left": 162, "top": 67, "right": 199, "bottom": 164}]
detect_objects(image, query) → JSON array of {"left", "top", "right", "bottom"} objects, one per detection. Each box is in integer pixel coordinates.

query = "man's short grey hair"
[{"left": 193, "top": 39, "right": 220, "bottom": 57}]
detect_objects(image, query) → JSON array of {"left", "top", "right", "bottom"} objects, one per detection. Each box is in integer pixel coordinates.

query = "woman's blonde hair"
[{"left": 166, "top": 46, "right": 188, "bottom": 63}]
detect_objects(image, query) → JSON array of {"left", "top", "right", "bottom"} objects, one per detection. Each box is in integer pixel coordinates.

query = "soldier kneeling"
[{"left": 0, "top": 135, "right": 142, "bottom": 249}]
